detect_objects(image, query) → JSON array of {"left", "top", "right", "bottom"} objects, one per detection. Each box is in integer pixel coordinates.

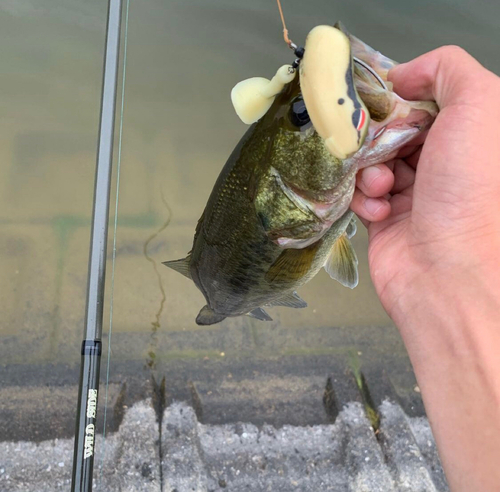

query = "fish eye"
[{"left": 290, "top": 96, "right": 310, "bottom": 128}]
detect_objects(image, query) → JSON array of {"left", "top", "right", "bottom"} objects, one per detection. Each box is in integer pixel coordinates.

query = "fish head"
[
  {"left": 255, "top": 71, "right": 350, "bottom": 198},
  {"left": 246, "top": 74, "right": 359, "bottom": 249}
]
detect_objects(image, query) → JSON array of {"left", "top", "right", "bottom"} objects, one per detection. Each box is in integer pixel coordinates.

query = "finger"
[
  {"left": 356, "top": 164, "right": 395, "bottom": 198},
  {"left": 351, "top": 188, "right": 391, "bottom": 222},
  {"left": 396, "top": 144, "right": 419, "bottom": 160},
  {"left": 406, "top": 147, "right": 423, "bottom": 168},
  {"left": 388, "top": 189, "right": 413, "bottom": 217},
  {"left": 392, "top": 159, "right": 416, "bottom": 194},
  {"left": 388, "top": 46, "right": 490, "bottom": 107}
]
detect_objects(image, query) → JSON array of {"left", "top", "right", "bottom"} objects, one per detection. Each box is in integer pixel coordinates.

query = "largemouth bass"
[{"left": 164, "top": 25, "right": 437, "bottom": 325}]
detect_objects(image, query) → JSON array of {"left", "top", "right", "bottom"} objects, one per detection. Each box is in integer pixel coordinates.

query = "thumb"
[{"left": 388, "top": 46, "right": 493, "bottom": 108}]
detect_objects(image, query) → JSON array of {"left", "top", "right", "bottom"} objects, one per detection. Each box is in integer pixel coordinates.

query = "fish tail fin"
[
  {"left": 163, "top": 255, "right": 192, "bottom": 279},
  {"left": 324, "top": 233, "right": 359, "bottom": 289}
]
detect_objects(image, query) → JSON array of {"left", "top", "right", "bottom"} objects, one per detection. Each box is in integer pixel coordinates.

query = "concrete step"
[
  {"left": 0, "top": 400, "right": 160, "bottom": 492},
  {"left": 0, "top": 399, "right": 449, "bottom": 492},
  {"left": 161, "top": 401, "right": 449, "bottom": 492}
]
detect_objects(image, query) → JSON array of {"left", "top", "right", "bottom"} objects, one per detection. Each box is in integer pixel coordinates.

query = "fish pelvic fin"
[
  {"left": 346, "top": 217, "right": 357, "bottom": 239},
  {"left": 162, "top": 254, "right": 192, "bottom": 279},
  {"left": 269, "top": 291, "right": 307, "bottom": 309},
  {"left": 196, "top": 305, "right": 226, "bottom": 326},
  {"left": 246, "top": 308, "right": 273, "bottom": 322},
  {"left": 324, "top": 233, "right": 359, "bottom": 289}
]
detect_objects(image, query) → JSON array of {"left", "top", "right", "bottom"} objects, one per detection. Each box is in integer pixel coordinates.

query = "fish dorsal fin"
[
  {"left": 346, "top": 217, "right": 357, "bottom": 239},
  {"left": 196, "top": 305, "right": 226, "bottom": 326},
  {"left": 246, "top": 307, "right": 273, "bottom": 321},
  {"left": 162, "top": 255, "right": 192, "bottom": 279},
  {"left": 324, "top": 233, "right": 359, "bottom": 289},
  {"left": 265, "top": 242, "right": 321, "bottom": 283},
  {"left": 270, "top": 291, "right": 307, "bottom": 309}
]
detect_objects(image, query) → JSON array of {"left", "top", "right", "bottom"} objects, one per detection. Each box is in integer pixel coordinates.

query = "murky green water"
[{"left": 1, "top": 0, "right": 498, "bottom": 443}]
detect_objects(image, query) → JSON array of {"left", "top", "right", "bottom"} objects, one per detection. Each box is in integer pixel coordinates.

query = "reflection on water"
[{"left": 0, "top": 0, "right": 499, "bottom": 443}]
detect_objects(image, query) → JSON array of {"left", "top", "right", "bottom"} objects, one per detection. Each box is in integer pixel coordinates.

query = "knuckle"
[{"left": 436, "top": 45, "right": 470, "bottom": 60}]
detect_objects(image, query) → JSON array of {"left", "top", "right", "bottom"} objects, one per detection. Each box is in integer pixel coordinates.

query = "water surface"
[{"left": 0, "top": 0, "right": 498, "bottom": 442}]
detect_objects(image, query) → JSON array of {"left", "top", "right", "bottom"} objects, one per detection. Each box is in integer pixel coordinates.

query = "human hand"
[
  {"left": 351, "top": 46, "right": 500, "bottom": 324},
  {"left": 351, "top": 46, "right": 500, "bottom": 492}
]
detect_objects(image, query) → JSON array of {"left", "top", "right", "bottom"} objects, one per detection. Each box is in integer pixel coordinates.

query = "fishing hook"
[{"left": 353, "top": 56, "right": 388, "bottom": 90}]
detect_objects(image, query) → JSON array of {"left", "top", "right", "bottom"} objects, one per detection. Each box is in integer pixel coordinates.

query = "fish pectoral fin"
[
  {"left": 324, "top": 233, "right": 359, "bottom": 289},
  {"left": 265, "top": 241, "right": 321, "bottom": 283},
  {"left": 196, "top": 305, "right": 226, "bottom": 326},
  {"left": 246, "top": 308, "right": 273, "bottom": 322},
  {"left": 269, "top": 291, "right": 307, "bottom": 309},
  {"left": 162, "top": 255, "right": 192, "bottom": 279},
  {"left": 346, "top": 217, "right": 357, "bottom": 239}
]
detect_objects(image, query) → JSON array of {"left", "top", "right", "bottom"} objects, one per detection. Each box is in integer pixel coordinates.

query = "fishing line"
[
  {"left": 275, "top": 0, "right": 304, "bottom": 71},
  {"left": 275, "top": 0, "right": 387, "bottom": 90},
  {"left": 276, "top": 0, "right": 292, "bottom": 47},
  {"left": 97, "top": 0, "right": 130, "bottom": 481}
]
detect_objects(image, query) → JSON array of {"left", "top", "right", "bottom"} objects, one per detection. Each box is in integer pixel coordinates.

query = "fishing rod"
[{"left": 71, "top": 0, "right": 123, "bottom": 490}]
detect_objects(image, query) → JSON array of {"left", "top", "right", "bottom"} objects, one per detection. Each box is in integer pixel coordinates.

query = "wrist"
[
  {"left": 386, "top": 259, "right": 500, "bottom": 492},
  {"left": 391, "top": 261, "right": 500, "bottom": 342}
]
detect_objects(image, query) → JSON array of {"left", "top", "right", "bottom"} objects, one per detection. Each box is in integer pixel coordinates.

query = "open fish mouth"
[{"left": 348, "top": 108, "right": 436, "bottom": 169}]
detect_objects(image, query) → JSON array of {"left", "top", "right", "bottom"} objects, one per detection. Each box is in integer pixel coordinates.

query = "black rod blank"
[{"left": 71, "top": 0, "right": 123, "bottom": 490}]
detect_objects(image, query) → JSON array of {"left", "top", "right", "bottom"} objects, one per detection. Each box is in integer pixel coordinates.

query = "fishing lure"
[{"left": 232, "top": 1, "right": 373, "bottom": 160}]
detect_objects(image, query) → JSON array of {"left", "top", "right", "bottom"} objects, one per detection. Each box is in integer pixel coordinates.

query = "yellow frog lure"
[
  {"left": 231, "top": 24, "right": 371, "bottom": 160},
  {"left": 300, "top": 25, "right": 370, "bottom": 159}
]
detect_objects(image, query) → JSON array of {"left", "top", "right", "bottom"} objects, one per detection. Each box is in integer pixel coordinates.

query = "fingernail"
[
  {"left": 362, "top": 166, "right": 383, "bottom": 188},
  {"left": 364, "top": 198, "right": 383, "bottom": 216}
]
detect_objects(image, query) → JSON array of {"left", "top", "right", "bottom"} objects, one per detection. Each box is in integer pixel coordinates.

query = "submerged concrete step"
[
  {"left": 0, "top": 383, "right": 125, "bottom": 442},
  {"left": 190, "top": 375, "right": 331, "bottom": 427}
]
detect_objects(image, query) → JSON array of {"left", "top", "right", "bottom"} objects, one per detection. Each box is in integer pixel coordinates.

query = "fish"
[{"left": 164, "top": 25, "right": 438, "bottom": 326}]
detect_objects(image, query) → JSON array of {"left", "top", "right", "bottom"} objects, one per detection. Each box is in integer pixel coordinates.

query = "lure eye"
[
  {"left": 352, "top": 108, "right": 367, "bottom": 132},
  {"left": 290, "top": 97, "right": 310, "bottom": 128}
]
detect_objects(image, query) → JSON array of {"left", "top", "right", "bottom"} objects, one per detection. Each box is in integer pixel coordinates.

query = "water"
[{"left": 0, "top": 0, "right": 498, "bottom": 445}]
